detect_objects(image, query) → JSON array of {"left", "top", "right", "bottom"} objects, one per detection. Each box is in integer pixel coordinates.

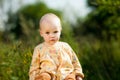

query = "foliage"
[
  {"left": 73, "top": 0, "right": 120, "bottom": 80},
  {"left": 0, "top": 41, "right": 33, "bottom": 80},
  {"left": 5, "top": 2, "right": 62, "bottom": 42},
  {"left": 78, "top": 37, "right": 120, "bottom": 80},
  {"left": 82, "top": 0, "right": 120, "bottom": 41}
]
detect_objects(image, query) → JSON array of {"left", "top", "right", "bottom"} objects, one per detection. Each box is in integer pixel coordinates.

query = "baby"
[{"left": 29, "top": 13, "right": 84, "bottom": 80}]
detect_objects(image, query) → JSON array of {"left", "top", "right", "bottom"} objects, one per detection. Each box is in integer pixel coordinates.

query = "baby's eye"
[
  {"left": 54, "top": 31, "right": 58, "bottom": 33},
  {"left": 46, "top": 32, "right": 50, "bottom": 34}
]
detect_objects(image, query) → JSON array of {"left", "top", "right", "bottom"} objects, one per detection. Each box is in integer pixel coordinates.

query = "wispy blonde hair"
[{"left": 39, "top": 13, "right": 62, "bottom": 30}]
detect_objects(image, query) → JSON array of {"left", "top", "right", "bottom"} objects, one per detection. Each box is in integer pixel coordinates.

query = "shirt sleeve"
[
  {"left": 72, "top": 50, "right": 84, "bottom": 78},
  {"left": 66, "top": 43, "right": 84, "bottom": 78},
  {"left": 29, "top": 47, "right": 40, "bottom": 80}
]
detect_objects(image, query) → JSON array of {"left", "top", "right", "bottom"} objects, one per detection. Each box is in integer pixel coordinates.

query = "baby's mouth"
[
  {"left": 50, "top": 38, "right": 57, "bottom": 42},
  {"left": 50, "top": 39, "right": 55, "bottom": 41}
]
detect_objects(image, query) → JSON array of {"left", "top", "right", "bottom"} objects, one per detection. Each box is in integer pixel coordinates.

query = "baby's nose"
[{"left": 50, "top": 33, "right": 55, "bottom": 37}]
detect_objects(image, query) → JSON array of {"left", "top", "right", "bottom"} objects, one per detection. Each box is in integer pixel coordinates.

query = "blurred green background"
[{"left": 0, "top": 0, "right": 120, "bottom": 80}]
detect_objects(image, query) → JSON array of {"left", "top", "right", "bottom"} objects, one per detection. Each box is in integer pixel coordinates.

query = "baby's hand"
[
  {"left": 35, "top": 72, "right": 51, "bottom": 80},
  {"left": 76, "top": 76, "right": 82, "bottom": 80},
  {"left": 65, "top": 73, "right": 75, "bottom": 80}
]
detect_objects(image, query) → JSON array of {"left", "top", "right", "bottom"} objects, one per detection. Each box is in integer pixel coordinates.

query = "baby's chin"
[
  {"left": 44, "top": 41, "right": 56, "bottom": 46},
  {"left": 49, "top": 41, "right": 57, "bottom": 45}
]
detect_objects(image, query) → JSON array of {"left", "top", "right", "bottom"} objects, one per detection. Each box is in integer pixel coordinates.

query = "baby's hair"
[{"left": 39, "top": 13, "right": 62, "bottom": 30}]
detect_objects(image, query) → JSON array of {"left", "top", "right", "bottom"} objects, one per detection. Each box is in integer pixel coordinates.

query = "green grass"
[
  {"left": 0, "top": 41, "right": 32, "bottom": 80},
  {"left": 0, "top": 39, "right": 120, "bottom": 80}
]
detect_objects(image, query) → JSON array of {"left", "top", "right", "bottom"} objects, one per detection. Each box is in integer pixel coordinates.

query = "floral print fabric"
[{"left": 29, "top": 42, "right": 84, "bottom": 80}]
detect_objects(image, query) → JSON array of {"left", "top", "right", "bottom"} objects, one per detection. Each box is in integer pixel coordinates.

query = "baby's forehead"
[
  {"left": 40, "top": 14, "right": 60, "bottom": 23},
  {"left": 39, "top": 13, "right": 62, "bottom": 30}
]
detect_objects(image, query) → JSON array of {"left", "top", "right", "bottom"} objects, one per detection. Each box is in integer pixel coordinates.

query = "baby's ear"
[{"left": 40, "top": 30, "right": 43, "bottom": 37}]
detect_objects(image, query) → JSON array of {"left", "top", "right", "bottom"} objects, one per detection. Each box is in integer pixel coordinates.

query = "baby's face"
[{"left": 40, "top": 18, "right": 61, "bottom": 45}]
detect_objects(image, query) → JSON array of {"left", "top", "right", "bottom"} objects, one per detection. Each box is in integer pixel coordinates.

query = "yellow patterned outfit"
[{"left": 29, "top": 42, "right": 84, "bottom": 80}]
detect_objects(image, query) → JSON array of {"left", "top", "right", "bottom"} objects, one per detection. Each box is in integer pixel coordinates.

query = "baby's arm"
[
  {"left": 66, "top": 44, "right": 84, "bottom": 79},
  {"left": 72, "top": 51, "right": 84, "bottom": 79},
  {"left": 29, "top": 47, "right": 40, "bottom": 80}
]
